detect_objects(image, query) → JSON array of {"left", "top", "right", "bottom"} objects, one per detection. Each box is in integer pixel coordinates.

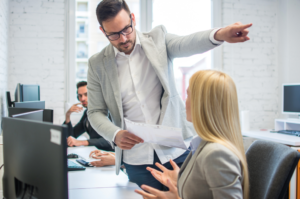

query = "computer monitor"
[
  {"left": 8, "top": 107, "right": 53, "bottom": 123},
  {"left": 11, "top": 110, "right": 43, "bottom": 122},
  {"left": 283, "top": 84, "right": 300, "bottom": 116},
  {"left": 15, "top": 83, "right": 40, "bottom": 102},
  {"left": 14, "top": 101, "right": 45, "bottom": 109},
  {"left": 2, "top": 117, "right": 68, "bottom": 199}
]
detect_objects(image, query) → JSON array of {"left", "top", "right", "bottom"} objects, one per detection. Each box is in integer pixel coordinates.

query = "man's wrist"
[
  {"left": 65, "top": 113, "right": 71, "bottom": 123},
  {"left": 80, "top": 140, "right": 89, "bottom": 146},
  {"left": 213, "top": 28, "right": 224, "bottom": 42},
  {"left": 112, "top": 129, "right": 122, "bottom": 143}
]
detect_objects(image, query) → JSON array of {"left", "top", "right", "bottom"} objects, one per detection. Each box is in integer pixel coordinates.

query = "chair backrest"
[{"left": 246, "top": 140, "right": 300, "bottom": 199}]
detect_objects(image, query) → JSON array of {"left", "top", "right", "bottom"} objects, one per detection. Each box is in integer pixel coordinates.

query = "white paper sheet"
[{"left": 124, "top": 119, "right": 188, "bottom": 150}]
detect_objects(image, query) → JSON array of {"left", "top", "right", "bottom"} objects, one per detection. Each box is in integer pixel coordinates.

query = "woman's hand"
[
  {"left": 135, "top": 179, "right": 181, "bottom": 199},
  {"left": 147, "top": 159, "right": 180, "bottom": 187},
  {"left": 89, "top": 150, "right": 115, "bottom": 167}
]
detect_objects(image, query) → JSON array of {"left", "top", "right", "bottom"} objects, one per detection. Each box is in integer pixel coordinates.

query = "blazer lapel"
[
  {"left": 178, "top": 152, "right": 192, "bottom": 179},
  {"left": 178, "top": 140, "right": 208, "bottom": 197},
  {"left": 137, "top": 31, "right": 170, "bottom": 122},
  {"left": 103, "top": 45, "right": 123, "bottom": 126},
  {"left": 137, "top": 31, "right": 170, "bottom": 96}
]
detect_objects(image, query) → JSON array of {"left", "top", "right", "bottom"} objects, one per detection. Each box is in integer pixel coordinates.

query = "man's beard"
[{"left": 117, "top": 40, "right": 134, "bottom": 54}]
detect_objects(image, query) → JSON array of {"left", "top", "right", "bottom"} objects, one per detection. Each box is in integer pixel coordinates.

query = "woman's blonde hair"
[{"left": 189, "top": 70, "right": 249, "bottom": 199}]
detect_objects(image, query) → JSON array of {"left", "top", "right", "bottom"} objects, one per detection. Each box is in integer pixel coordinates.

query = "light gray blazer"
[
  {"left": 87, "top": 25, "right": 220, "bottom": 174},
  {"left": 177, "top": 140, "right": 244, "bottom": 199}
]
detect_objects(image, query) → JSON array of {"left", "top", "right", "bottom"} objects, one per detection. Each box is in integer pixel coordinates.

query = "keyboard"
[
  {"left": 277, "top": 130, "right": 300, "bottom": 137},
  {"left": 68, "top": 159, "right": 86, "bottom": 171}
]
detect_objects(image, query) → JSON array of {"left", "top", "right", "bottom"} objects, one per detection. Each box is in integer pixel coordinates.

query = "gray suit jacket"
[
  {"left": 177, "top": 140, "right": 244, "bottom": 199},
  {"left": 87, "top": 25, "right": 219, "bottom": 174}
]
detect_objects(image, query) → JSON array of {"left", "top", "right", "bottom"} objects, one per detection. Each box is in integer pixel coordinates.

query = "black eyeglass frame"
[{"left": 102, "top": 15, "right": 133, "bottom": 41}]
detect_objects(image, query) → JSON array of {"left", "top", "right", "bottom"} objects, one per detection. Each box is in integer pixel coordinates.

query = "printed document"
[{"left": 124, "top": 119, "right": 188, "bottom": 150}]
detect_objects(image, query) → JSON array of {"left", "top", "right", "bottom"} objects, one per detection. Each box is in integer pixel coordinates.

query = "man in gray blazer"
[{"left": 87, "top": 0, "right": 251, "bottom": 190}]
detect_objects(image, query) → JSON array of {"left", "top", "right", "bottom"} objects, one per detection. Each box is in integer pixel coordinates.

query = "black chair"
[{"left": 246, "top": 140, "right": 300, "bottom": 199}]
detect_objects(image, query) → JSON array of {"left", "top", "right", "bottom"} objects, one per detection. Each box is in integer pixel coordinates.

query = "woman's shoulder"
[{"left": 199, "top": 142, "right": 241, "bottom": 166}]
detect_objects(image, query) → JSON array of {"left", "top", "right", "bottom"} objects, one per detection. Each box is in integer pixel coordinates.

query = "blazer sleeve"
[
  {"left": 87, "top": 59, "right": 120, "bottom": 145},
  {"left": 202, "top": 147, "right": 244, "bottom": 199},
  {"left": 163, "top": 25, "right": 220, "bottom": 60}
]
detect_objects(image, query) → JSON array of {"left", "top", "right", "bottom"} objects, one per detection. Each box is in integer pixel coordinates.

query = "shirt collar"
[{"left": 113, "top": 31, "right": 141, "bottom": 57}]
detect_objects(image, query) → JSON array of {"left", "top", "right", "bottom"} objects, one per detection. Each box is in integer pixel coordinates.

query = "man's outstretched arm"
[{"left": 165, "top": 22, "right": 252, "bottom": 60}]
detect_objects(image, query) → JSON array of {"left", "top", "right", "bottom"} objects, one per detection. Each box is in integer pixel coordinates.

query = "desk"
[
  {"left": 242, "top": 130, "right": 300, "bottom": 146},
  {"left": 67, "top": 146, "right": 142, "bottom": 199}
]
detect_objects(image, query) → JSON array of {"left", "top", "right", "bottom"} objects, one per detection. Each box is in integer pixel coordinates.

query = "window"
[{"left": 152, "top": 0, "right": 212, "bottom": 101}]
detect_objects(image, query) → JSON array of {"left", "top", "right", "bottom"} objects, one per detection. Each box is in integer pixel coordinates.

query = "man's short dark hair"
[
  {"left": 77, "top": 81, "right": 87, "bottom": 89},
  {"left": 96, "top": 0, "right": 131, "bottom": 28}
]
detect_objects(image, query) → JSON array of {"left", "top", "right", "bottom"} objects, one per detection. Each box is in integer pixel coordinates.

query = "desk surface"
[
  {"left": 242, "top": 131, "right": 300, "bottom": 146},
  {"left": 69, "top": 187, "right": 140, "bottom": 199},
  {"left": 67, "top": 146, "right": 142, "bottom": 199}
]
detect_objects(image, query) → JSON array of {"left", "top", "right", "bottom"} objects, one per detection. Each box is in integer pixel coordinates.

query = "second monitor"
[{"left": 8, "top": 107, "right": 53, "bottom": 123}]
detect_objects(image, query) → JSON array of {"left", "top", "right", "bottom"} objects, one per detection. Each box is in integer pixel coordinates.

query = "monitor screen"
[
  {"left": 283, "top": 84, "right": 300, "bottom": 114},
  {"left": 22, "top": 85, "right": 40, "bottom": 102},
  {"left": 14, "top": 83, "right": 40, "bottom": 102}
]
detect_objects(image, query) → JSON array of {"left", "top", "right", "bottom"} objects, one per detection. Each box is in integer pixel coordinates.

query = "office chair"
[{"left": 246, "top": 140, "right": 300, "bottom": 199}]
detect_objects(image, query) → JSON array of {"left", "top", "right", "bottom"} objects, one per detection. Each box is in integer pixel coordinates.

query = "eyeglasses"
[{"left": 103, "top": 15, "right": 133, "bottom": 41}]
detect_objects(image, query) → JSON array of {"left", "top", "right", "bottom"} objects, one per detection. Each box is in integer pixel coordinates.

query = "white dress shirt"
[{"left": 113, "top": 30, "right": 223, "bottom": 165}]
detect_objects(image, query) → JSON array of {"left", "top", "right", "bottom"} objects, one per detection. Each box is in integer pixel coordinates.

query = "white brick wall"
[
  {"left": 0, "top": 0, "right": 9, "bottom": 122},
  {"left": 3, "top": 0, "right": 289, "bottom": 129},
  {"left": 8, "top": 0, "right": 66, "bottom": 124},
  {"left": 222, "top": 0, "right": 279, "bottom": 129}
]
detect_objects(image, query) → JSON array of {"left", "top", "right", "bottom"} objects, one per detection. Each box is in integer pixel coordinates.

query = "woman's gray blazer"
[{"left": 177, "top": 140, "right": 244, "bottom": 199}]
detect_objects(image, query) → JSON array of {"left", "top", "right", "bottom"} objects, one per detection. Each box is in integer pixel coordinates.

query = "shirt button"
[
  {"left": 142, "top": 105, "right": 144, "bottom": 108},
  {"left": 137, "top": 91, "right": 140, "bottom": 94}
]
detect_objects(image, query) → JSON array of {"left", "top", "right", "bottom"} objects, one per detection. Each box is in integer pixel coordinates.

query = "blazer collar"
[{"left": 178, "top": 139, "right": 208, "bottom": 197}]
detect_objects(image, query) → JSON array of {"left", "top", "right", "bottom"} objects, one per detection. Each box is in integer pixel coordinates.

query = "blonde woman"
[{"left": 135, "top": 70, "right": 249, "bottom": 199}]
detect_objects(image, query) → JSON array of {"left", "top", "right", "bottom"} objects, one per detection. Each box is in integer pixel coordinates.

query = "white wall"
[
  {"left": 2, "top": 0, "right": 299, "bottom": 128},
  {"left": 8, "top": 0, "right": 66, "bottom": 124},
  {"left": 0, "top": 0, "right": 10, "bottom": 122},
  {"left": 278, "top": 0, "right": 300, "bottom": 118},
  {"left": 222, "top": 0, "right": 279, "bottom": 129}
]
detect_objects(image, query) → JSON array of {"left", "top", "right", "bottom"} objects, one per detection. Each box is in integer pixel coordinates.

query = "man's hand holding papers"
[{"left": 114, "top": 129, "right": 144, "bottom": 150}]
